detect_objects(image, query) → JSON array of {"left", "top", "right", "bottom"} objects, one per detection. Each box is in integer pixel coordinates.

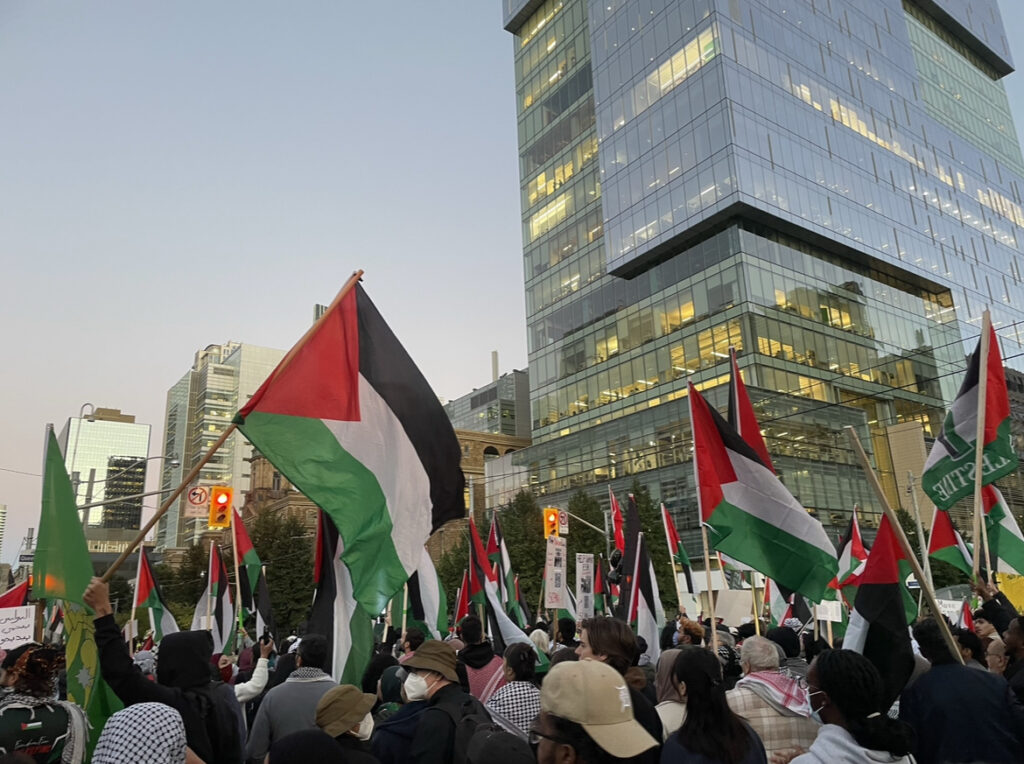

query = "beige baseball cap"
[{"left": 540, "top": 660, "right": 658, "bottom": 758}]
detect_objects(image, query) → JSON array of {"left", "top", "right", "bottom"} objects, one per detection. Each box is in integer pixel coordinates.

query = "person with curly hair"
[{"left": 0, "top": 643, "right": 88, "bottom": 764}]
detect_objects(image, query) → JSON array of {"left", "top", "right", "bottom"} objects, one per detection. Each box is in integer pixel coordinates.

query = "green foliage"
[
  {"left": 250, "top": 511, "right": 314, "bottom": 636},
  {"left": 894, "top": 508, "right": 969, "bottom": 590},
  {"left": 628, "top": 480, "right": 679, "bottom": 617},
  {"left": 436, "top": 532, "right": 468, "bottom": 611}
]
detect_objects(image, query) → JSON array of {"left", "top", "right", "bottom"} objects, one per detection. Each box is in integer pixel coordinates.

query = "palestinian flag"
[
  {"left": 133, "top": 547, "right": 179, "bottom": 642},
  {"left": 234, "top": 280, "right": 465, "bottom": 615},
  {"left": 514, "top": 574, "right": 533, "bottom": 627},
  {"left": 468, "top": 516, "right": 531, "bottom": 653},
  {"left": 958, "top": 599, "right": 974, "bottom": 631},
  {"left": 661, "top": 503, "right": 694, "bottom": 594},
  {"left": 628, "top": 533, "right": 664, "bottom": 667},
  {"left": 764, "top": 579, "right": 791, "bottom": 626},
  {"left": 487, "top": 516, "right": 529, "bottom": 628},
  {"left": 983, "top": 486, "right": 1024, "bottom": 575},
  {"left": 453, "top": 569, "right": 470, "bottom": 625},
  {"left": 609, "top": 486, "right": 625, "bottom": 553},
  {"left": 617, "top": 494, "right": 644, "bottom": 620},
  {"left": 689, "top": 382, "right": 837, "bottom": 600},
  {"left": 845, "top": 514, "right": 916, "bottom": 707},
  {"left": 232, "top": 508, "right": 261, "bottom": 616},
  {"left": 190, "top": 544, "right": 234, "bottom": 654},
  {"left": 826, "top": 510, "right": 869, "bottom": 605},
  {"left": 728, "top": 347, "right": 774, "bottom": 471},
  {"left": 253, "top": 567, "right": 275, "bottom": 640},
  {"left": 307, "top": 510, "right": 374, "bottom": 684},
  {"left": 594, "top": 555, "right": 610, "bottom": 616},
  {"left": 928, "top": 509, "right": 973, "bottom": 577},
  {"left": 922, "top": 324, "right": 1014, "bottom": 509},
  {"left": 0, "top": 581, "right": 29, "bottom": 608},
  {"left": 389, "top": 547, "right": 447, "bottom": 640},
  {"left": 35, "top": 427, "right": 122, "bottom": 754}
]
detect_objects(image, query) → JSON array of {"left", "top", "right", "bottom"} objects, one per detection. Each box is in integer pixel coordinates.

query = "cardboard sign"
[
  {"left": 714, "top": 590, "right": 754, "bottom": 626},
  {"left": 545, "top": 536, "right": 567, "bottom": 609},
  {"left": 576, "top": 554, "right": 594, "bottom": 620},
  {"left": 816, "top": 600, "right": 844, "bottom": 623},
  {"left": 936, "top": 599, "right": 963, "bottom": 623},
  {"left": 0, "top": 606, "right": 36, "bottom": 650}
]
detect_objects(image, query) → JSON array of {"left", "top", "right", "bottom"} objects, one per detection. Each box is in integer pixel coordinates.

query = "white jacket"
[
  {"left": 792, "top": 724, "right": 914, "bottom": 764},
  {"left": 234, "top": 657, "right": 269, "bottom": 704}
]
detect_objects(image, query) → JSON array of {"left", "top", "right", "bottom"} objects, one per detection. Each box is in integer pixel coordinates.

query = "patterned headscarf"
[{"left": 93, "top": 703, "right": 187, "bottom": 764}]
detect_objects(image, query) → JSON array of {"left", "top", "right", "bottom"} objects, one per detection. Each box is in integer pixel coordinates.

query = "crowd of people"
[{"left": 0, "top": 577, "right": 1022, "bottom": 763}]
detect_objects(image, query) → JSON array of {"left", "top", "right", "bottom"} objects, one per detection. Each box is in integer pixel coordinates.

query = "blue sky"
[{"left": 1, "top": 1, "right": 1023, "bottom": 563}]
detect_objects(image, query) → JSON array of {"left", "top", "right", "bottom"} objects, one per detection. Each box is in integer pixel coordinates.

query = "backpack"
[{"left": 436, "top": 694, "right": 493, "bottom": 764}]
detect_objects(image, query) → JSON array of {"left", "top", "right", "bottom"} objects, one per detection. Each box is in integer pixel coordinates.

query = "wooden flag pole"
[
  {"left": 844, "top": 427, "right": 964, "bottom": 664},
  {"left": 972, "top": 310, "right": 994, "bottom": 579},
  {"left": 101, "top": 270, "right": 365, "bottom": 582},
  {"left": 826, "top": 617, "right": 834, "bottom": 646},
  {"left": 701, "top": 525, "right": 719, "bottom": 654},
  {"left": 230, "top": 508, "right": 244, "bottom": 652},
  {"left": 751, "top": 580, "right": 761, "bottom": 635},
  {"left": 206, "top": 539, "right": 214, "bottom": 632}
]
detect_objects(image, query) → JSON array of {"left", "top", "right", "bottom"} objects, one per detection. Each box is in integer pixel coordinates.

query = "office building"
[
  {"left": 155, "top": 341, "right": 284, "bottom": 550},
  {"left": 497, "top": 0, "right": 1024, "bottom": 542},
  {"left": 444, "top": 369, "right": 532, "bottom": 438},
  {"left": 58, "top": 408, "right": 151, "bottom": 531}
]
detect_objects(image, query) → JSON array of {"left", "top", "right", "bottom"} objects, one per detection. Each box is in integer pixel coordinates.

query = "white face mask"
[
  {"left": 355, "top": 712, "right": 374, "bottom": 741},
  {"left": 404, "top": 672, "right": 431, "bottom": 701}
]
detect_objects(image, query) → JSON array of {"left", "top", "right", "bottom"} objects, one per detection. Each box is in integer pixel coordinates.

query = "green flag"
[{"left": 34, "top": 427, "right": 122, "bottom": 753}]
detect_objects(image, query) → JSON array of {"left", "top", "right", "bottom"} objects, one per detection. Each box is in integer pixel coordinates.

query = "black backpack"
[{"left": 436, "top": 694, "right": 493, "bottom": 764}]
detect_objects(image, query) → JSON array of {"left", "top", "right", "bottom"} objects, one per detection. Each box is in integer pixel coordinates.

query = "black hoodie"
[
  {"left": 94, "top": 614, "right": 243, "bottom": 764},
  {"left": 458, "top": 641, "right": 496, "bottom": 670}
]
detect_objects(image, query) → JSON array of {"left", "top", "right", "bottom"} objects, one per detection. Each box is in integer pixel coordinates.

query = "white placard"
[
  {"left": 0, "top": 606, "right": 36, "bottom": 650},
  {"left": 715, "top": 590, "right": 754, "bottom": 626},
  {"left": 576, "top": 554, "right": 594, "bottom": 620},
  {"left": 816, "top": 600, "right": 844, "bottom": 623},
  {"left": 936, "top": 599, "right": 962, "bottom": 623},
  {"left": 545, "top": 536, "right": 567, "bottom": 609}
]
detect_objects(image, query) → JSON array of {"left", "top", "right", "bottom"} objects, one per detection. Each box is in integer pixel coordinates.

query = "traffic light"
[
  {"left": 209, "top": 486, "right": 233, "bottom": 529},
  {"left": 543, "top": 507, "right": 559, "bottom": 538}
]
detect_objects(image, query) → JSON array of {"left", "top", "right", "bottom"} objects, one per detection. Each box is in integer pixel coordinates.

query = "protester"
[
  {"left": 660, "top": 646, "right": 765, "bottom": 764},
  {"left": 552, "top": 617, "right": 579, "bottom": 653},
  {"left": 457, "top": 615, "right": 506, "bottom": 702},
  {"left": 1001, "top": 615, "right": 1024, "bottom": 701},
  {"left": 791, "top": 650, "right": 913, "bottom": 764},
  {"left": 576, "top": 616, "right": 663, "bottom": 759},
  {"left": 987, "top": 636, "right": 1010, "bottom": 676},
  {"left": 84, "top": 578, "right": 243, "bottom": 764},
  {"left": 93, "top": 702, "right": 190, "bottom": 764},
  {"left": 530, "top": 659, "right": 658, "bottom": 764},
  {"left": 373, "top": 665, "right": 405, "bottom": 722},
  {"left": 266, "top": 729, "right": 347, "bottom": 763},
  {"left": 952, "top": 627, "right": 986, "bottom": 670},
  {"left": 654, "top": 648, "right": 685, "bottom": 740},
  {"left": 717, "top": 643, "right": 743, "bottom": 691},
  {"left": 899, "top": 619, "right": 1024, "bottom": 763},
  {"left": 315, "top": 684, "right": 379, "bottom": 763},
  {"left": 234, "top": 638, "right": 273, "bottom": 703},
  {"left": 246, "top": 634, "right": 337, "bottom": 761},
  {"left": 399, "top": 629, "right": 426, "bottom": 664},
  {"left": 465, "top": 726, "right": 533, "bottom": 764},
  {"left": 677, "top": 619, "right": 703, "bottom": 646},
  {"left": 766, "top": 627, "right": 808, "bottom": 680},
  {"left": 975, "top": 579, "right": 1018, "bottom": 639},
  {"left": 0, "top": 644, "right": 88, "bottom": 764},
  {"left": 0, "top": 643, "right": 38, "bottom": 689},
  {"left": 529, "top": 628, "right": 550, "bottom": 656},
  {"left": 726, "top": 636, "right": 817, "bottom": 758},
  {"left": 361, "top": 653, "right": 399, "bottom": 709},
  {"left": 660, "top": 623, "right": 679, "bottom": 651},
  {"left": 405, "top": 639, "right": 489, "bottom": 763},
  {"left": 485, "top": 642, "right": 541, "bottom": 733},
  {"left": 370, "top": 667, "right": 428, "bottom": 764}
]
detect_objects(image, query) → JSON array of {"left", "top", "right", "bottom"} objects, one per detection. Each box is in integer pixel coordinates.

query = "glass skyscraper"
[{"left": 498, "top": 0, "right": 1024, "bottom": 540}]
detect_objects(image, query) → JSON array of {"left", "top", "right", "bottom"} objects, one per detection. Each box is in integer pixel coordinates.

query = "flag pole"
[
  {"left": 206, "top": 539, "right": 214, "bottom": 632},
  {"left": 751, "top": 579, "right": 761, "bottom": 635},
  {"left": 230, "top": 508, "right": 244, "bottom": 652},
  {"left": 661, "top": 508, "right": 686, "bottom": 618},
  {"left": 400, "top": 583, "right": 409, "bottom": 639},
  {"left": 972, "top": 310, "right": 994, "bottom": 579},
  {"left": 700, "top": 525, "right": 719, "bottom": 653},
  {"left": 129, "top": 549, "right": 141, "bottom": 656},
  {"left": 844, "top": 427, "right": 964, "bottom": 664},
  {"left": 101, "top": 269, "right": 365, "bottom": 582}
]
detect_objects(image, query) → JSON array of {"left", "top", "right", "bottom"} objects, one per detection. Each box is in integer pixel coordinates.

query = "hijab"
[
  {"left": 93, "top": 703, "right": 187, "bottom": 764},
  {"left": 656, "top": 648, "right": 683, "bottom": 703}
]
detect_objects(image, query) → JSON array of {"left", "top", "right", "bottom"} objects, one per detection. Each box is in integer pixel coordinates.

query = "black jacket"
[
  {"left": 94, "top": 614, "right": 243, "bottom": 764},
  {"left": 630, "top": 685, "right": 664, "bottom": 764},
  {"left": 408, "top": 683, "right": 486, "bottom": 764},
  {"left": 371, "top": 701, "right": 427, "bottom": 764},
  {"left": 980, "top": 592, "right": 1018, "bottom": 636},
  {"left": 900, "top": 662, "right": 1024, "bottom": 763},
  {"left": 334, "top": 732, "right": 381, "bottom": 764},
  {"left": 458, "top": 642, "right": 496, "bottom": 670}
]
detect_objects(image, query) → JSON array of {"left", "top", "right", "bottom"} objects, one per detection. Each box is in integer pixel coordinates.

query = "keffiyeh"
[{"left": 93, "top": 703, "right": 186, "bottom": 764}]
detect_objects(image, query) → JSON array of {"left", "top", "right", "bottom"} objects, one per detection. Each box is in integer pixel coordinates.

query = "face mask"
[
  {"left": 355, "top": 712, "right": 374, "bottom": 741},
  {"left": 810, "top": 708, "right": 823, "bottom": 724},
  {"left": 404, "top": 672, "right": 430, "bottom": 701}
]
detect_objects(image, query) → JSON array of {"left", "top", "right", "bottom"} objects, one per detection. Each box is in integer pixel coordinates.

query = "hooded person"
[
  {"left": 93, "top": 702, "right": 187, "bottom": 764},
  {"left": 374, "top": 665, "right": 405, "bottom": 723},
  {"left": 456, "top": 616, "right": 506, "bottom": 703},
  {"left": 267, "top": 729, "right": 347, "bottom": 764},
  {"left": 85, "top": 577, "right": 244, "bottom": 764},
  {"left": 370, "top": 667, "right": 429, "bottom": 764},
  {"left": 315, "top": 684, "right": 378, "bottom": 763},
  {"left": 0, "top": 644, "right": 88, "bottom": 764},
  {"left": 654, "top": 648, "right": 686, "bottom": 740}
]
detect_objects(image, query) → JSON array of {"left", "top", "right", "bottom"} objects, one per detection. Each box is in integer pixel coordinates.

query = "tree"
[
  {"left": 894, "top": 508, "right": 969, "bottom": 590},
  {"left": 627, "top": 480, "right": 678, "bottom": 617},
  {"left": 250, "top": 510, "right": 314, "bottom": 635},
  {"left": 436, "top": 532, "right": 468, "bottom": 612}
]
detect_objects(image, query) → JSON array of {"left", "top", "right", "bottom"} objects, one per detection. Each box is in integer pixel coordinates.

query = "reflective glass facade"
[
  {"left": 444, "top": 370, "right": 532, "bottom": 437},
  {"left": 502, "top": 0, "right": 1024, "bottom": 540}
]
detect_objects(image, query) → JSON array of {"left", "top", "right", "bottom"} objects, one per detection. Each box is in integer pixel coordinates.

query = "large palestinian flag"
[
  {"left": 728, "top": 348, "right": 774, "bottom": 471},
  {"left": 487, "top": 516, "right": 529, "bottom": 628},
  {"left": 845, "top": 514, "right": 916, "bottom": 707},
  {"left": 232, "top": 508, "right": 261, "bottom": 617},
  {"left": 468, "top": 516, "right": 531, "bottom": 653},
  {"left": 190, "top": 544, "right": 234, "bottom": 653},
  {"left": 928, "top": 509, "right": 973, "bottom": 577},
  {"left": 307, "top": 510, "right": 374, "bottom": 684},
  {"left": 689, "top": 383, "right": 837, "bottom": 600},
  {"left": 922, "top": 324, "right": 1015, "bottom": 509},
  {"left": 984, "top": 486, "right": 1024, "bottom": 575},
  {"left": 134, "top": 547, "right": 179, "bottom": 641},
  {"left": 234, "top": 281, "right": 465, "bottom": 614}
]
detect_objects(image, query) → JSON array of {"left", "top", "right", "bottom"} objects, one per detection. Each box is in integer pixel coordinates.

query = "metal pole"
[
  {"left": 82, "top": 468, "right": 96, "bottom": 530},
  {"left": 603, "top": 510, "right": 611, "bottom": 560},
  {"left": 907, "top": 472, "right": 934, "bottom": 592}
]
